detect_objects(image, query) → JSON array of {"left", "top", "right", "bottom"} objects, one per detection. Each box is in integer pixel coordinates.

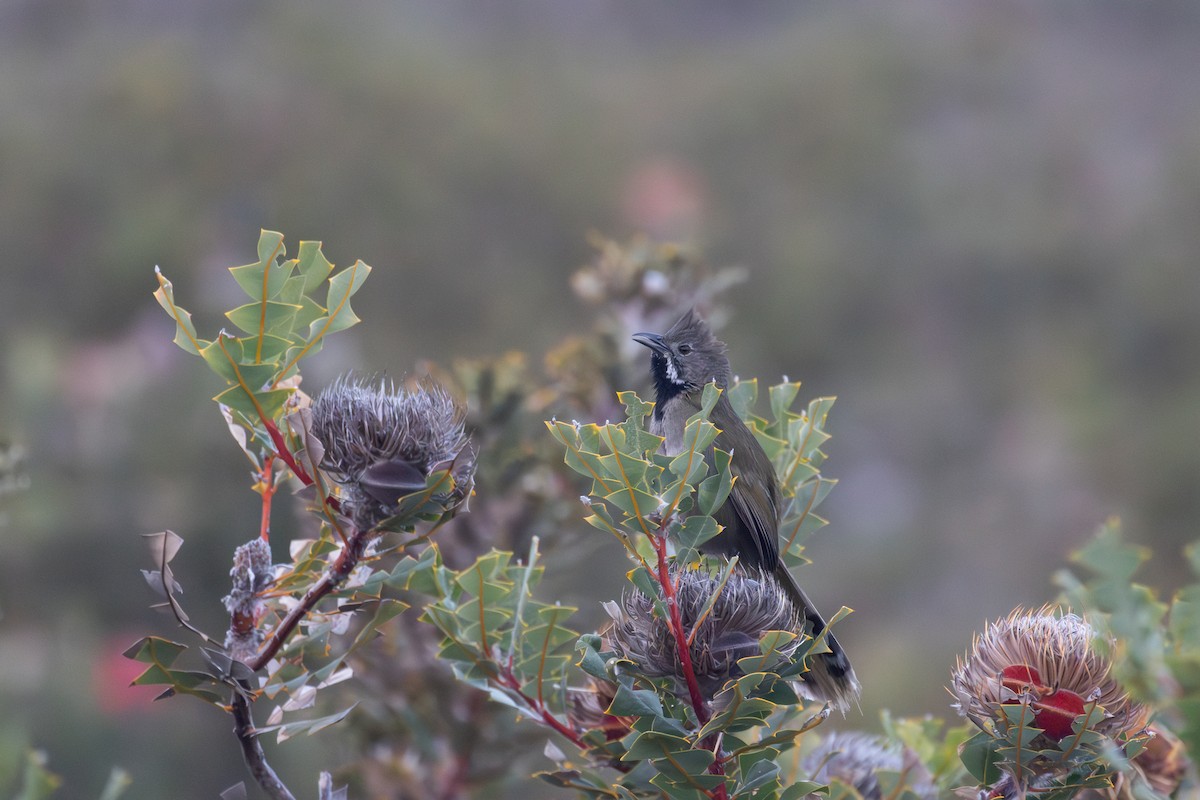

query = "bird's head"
[{"left": 633, "top": 309, "right": 731, "bottom": 394}]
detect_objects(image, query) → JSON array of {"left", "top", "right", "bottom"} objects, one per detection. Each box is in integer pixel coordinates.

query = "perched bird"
[{"left": 633, "top": 309, "right": 860, "bottom": 711}]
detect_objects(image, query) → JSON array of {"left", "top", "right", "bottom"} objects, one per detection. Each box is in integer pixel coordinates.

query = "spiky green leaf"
[{"left": 152, "top": 268, "right": 207, "bottom": 355}]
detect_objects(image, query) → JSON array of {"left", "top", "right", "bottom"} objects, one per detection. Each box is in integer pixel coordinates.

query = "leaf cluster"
[
  {"left": 131, "top": 232, "right": 479, "bottom": 767},
  {"left": 126, "top": 529, "right": 427, "bottom": 742},
  {"left": 154, "top": 229, "right": 369, "bottom": 428},
  {"left": 408, "top": 544, "right": 580, "bottom": 722},
  {"left": 553, "top": 629, "right": 828, "bottom": 800},
  {"left": 546, "top": 385, "right": 733, "bottom": 568},
  {"left": 880, "top": 714, "right": 975, "bottom": 797},
  {"left": 726, "top": 380, "right": 836, "bottom": 567}
]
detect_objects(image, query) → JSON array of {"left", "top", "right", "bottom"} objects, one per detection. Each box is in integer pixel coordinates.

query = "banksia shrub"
[{"left": 133, "top": 232, "right": 1199, "bottom": 800}]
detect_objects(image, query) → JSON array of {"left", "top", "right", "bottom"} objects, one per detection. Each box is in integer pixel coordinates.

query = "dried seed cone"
[
  {"left": 224, "top": 538, "right": 274, "bottom": 662},
  {"left": 950, "top": 606, "right": 1148, "bottom": 743},
  {"left": 608, "top": 567, "right": 801, "bottom": 695}
]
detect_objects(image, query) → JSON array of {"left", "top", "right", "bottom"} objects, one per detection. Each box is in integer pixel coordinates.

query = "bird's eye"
[{"left": 677, "top": 344, "right": 693, "bottom": 355}]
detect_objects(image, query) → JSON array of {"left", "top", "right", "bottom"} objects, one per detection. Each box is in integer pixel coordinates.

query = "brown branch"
[
  {"left": 226, "top": 526, "right": 374, "bottom": 795},
  {"left": 231, "top": 689, "right": 296, "bottom": 800},
  {"left": 247, "top": 526, "right": 372, "bottom": 673}
]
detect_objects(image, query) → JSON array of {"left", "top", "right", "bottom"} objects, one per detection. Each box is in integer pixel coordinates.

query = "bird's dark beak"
[{"left": 632, "top": 331, "right": 669, "bottom": 355}]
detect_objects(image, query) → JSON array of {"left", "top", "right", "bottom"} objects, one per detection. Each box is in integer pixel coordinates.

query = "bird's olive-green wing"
[{"left": 705, "top": 392, "right": 781, "bottom": 570}]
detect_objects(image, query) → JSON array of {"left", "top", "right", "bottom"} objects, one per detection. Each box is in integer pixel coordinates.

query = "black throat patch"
[{"left": 650, "top": 352, "right": 686, "bottom": 420}]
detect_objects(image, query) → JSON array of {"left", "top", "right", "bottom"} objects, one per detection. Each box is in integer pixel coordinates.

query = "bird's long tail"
[{"left": 773, "top": 562, "right": 861, "bottom": 714}]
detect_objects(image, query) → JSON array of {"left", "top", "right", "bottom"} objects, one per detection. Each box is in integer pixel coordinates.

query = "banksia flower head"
[
  {"left": 310, "top": 375, "right": 473, "bottom": 531},
  {"left": 802, "top": 732, "right": 937, "bottom": 800},
  {"left": 950, "top": 606, "right": 1149, "bottom": 746},
  {"left": 607, "top": 567, "right": 801, "bottom": 695}
]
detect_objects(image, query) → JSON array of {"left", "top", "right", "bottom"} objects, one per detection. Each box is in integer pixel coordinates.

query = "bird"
[{"left": 633, "top": 309, "right": 860, "bottom": 712}]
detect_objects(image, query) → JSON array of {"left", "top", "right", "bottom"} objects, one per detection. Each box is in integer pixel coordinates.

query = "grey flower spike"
[
  {"left": 608, "top": 565, "right": 801, "bottom": 696},
  {"left": 310, "top": 374, "right": 472, "bottom": 530},
  {"left": 802, "top": 732, "right": 937, "bottom": 800}
]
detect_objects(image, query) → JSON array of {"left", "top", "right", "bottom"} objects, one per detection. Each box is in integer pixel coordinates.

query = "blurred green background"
[{"left": 3, "top": 1, "right": 1200, "bottom": 796}]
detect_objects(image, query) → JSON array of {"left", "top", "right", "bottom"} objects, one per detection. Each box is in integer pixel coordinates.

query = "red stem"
[
  {"left": 497, "top": 669, "right": 587, "bottom": 751},
  {"left": 438, "top": 692, "right": 488, "bottom": 800},
  {"left": 263, "top": 417, "right": 311, "bottom": 485},
  {"left": 651, "top": 531, "right": 710, "bottom": 726},
  {"left": 651, "top": 528, "right": 729, "bottom": 798},
  {"left": 260, "top": 416, "right": 341, "bottom": 515},
  {"left": 259, "top": 455, "right": 276, "bottom": 542}
]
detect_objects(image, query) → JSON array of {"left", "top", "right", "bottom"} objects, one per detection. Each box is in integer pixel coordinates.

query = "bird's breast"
[{"left": 650, "top": 400, "right": 694, "bottom": 456}]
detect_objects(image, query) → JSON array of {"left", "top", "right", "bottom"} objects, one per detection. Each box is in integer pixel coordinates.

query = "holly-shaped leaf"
[{"left": 153, "top": 267, "right": 208, "bottom": 355}]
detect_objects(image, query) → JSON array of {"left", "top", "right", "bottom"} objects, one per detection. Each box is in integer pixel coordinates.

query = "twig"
[
  {"left": 258, "top": 454, "right": 277, "bottom": 542},
  {"left": 262, "top": 416, "right": 313, "bottom": 486},
  {"left": 155, "top": 534, "right": 218, "bottom": 646},
  {"left": 439, "top": 692, "right": 487, "bottom": 800},
  {"left": 231, "top": 689, "right": 296, "bottom": 800},
  {"left": 248, "top": 526, "right": 372, "bottom": 673},
  {"left": 881, "top": 760, "right": 918, "bottom": 800},
  {"left": 496, "top": 669, "right": 588, "bottom": 751},
  {"left": 260, "top": 416, "right": 343, "bottom": 517}
]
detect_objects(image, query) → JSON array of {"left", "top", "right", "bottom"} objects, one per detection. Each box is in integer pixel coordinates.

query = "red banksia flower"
[{"left": 950, "top": 607, "right": 1148, "bottom": 745}]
